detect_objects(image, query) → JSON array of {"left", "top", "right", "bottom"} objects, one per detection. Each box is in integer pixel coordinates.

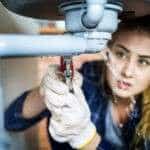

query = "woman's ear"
[{"left": 100, "top": 48, "right": 110, "bottom": 62}]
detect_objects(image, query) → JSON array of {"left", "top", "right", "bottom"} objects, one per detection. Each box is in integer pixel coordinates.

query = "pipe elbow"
[{"left": 82, "top": 1, "right": 106, "bottom": 28}]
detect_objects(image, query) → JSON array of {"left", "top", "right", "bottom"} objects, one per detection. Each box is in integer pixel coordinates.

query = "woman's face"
[{"left": 106, "top": 32, "right": 150, "bottom": 98}]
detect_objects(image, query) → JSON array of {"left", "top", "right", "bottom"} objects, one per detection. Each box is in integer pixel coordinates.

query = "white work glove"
[{"left": 40, "top": 65, "right": 96, "bottom": 149}]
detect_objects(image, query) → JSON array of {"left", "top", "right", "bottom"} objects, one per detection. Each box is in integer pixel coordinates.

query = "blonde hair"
[
  {"left": 130, "top": 87, "right": 150, "bottom": 148},
  {"left": 136, "top": 87, "right": 150, "bottom": 139}
]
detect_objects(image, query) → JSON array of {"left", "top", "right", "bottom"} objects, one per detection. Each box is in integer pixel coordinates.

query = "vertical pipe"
[{"left": 82, "top": 0, "right": 107, "bottom": 28}]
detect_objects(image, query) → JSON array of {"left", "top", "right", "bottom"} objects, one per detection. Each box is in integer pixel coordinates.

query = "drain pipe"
[
  {"left": 82, "top": 0, "right": 107, "bottom": 28},
  {"left": 0, "top": 0, "right": 122, "bottom": 57},
  {"left": 0, "top": 34, "right": 109, "bottom": 57}
]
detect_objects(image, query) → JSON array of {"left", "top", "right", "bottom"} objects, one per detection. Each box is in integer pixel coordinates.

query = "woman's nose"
[{"left": 121, "top": 59, "right": 136, "bottom": 78}]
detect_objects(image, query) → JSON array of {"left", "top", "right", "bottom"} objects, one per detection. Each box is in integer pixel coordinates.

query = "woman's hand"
[
  {"left": 73, "top": 51, "right": 106, "bottom": 69},
  {"left": 40, "top": 65, "right": 97, "bottom": 149}
]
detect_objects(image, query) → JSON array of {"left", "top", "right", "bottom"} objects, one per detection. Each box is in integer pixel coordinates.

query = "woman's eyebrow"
[
  {"left": 139, "top": 55, "right": 150, "bottom": 59},
  {"left": 115, "top": 44, "right": 130, "bottom": 53},
  {"left": 116, "top": 45, "right": 150, "bottom": 59}
]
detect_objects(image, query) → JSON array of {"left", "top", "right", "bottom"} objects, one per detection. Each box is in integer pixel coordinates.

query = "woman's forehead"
[{"left": 114, "top": 32, "right": 150, "bottom": 56}]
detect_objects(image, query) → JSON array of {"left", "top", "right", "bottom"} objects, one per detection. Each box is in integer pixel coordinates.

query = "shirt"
[{"left": 4, "top": 61, "right": 149, "bottom": 150}]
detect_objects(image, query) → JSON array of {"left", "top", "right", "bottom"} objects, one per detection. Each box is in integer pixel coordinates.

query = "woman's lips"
[{"left": 117, "top": 80, "right": 132, "bottom": 90}]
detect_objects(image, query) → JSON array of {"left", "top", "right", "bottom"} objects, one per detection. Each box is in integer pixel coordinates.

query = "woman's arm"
[
  {"left": 22, "top": 87, "right": 47, "bottom": 119},
  {"left": 4, "top": 87, "right": 50, "bottom": 131}
]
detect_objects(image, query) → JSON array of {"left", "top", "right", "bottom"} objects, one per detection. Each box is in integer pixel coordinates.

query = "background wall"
[{"left": 1, "top": 57, "right": 56, "bottom": 150}]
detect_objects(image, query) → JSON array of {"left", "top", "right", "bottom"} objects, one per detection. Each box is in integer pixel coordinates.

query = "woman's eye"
[
  {"left": 115, "top": 51, "right": 126, "bottom": 59},
  {"left": 138, "top": 59, "right": 150, "bottom": 66}
]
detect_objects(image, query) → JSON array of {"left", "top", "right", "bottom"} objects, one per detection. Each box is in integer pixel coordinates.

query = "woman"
[{"left": 5, "top": 15, "right": 150, "bottom": 150}]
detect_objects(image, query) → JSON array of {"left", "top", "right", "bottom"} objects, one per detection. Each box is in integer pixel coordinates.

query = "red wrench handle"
[{"left": 60, "top": 56, "right": 74, "bottom": 80}]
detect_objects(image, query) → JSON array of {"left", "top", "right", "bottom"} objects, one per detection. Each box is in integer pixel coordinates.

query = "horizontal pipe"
[{"left": 0, "top": 34, "right": 107, "bottom": 57}]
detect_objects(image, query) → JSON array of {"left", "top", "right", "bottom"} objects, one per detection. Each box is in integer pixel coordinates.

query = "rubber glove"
[{"left": 40, "top": 65, "right": 96, "bottom": 149}]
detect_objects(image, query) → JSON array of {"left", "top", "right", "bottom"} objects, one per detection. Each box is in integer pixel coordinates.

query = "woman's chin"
[{"left": 112, "top": 88, "right": 134, "bottom": 98}]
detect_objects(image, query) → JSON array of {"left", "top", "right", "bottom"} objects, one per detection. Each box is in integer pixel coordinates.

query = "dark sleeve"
[
  {"left": 131, "top": 138, "right": 150, "bottom": 150},
  {"left": 4, "top": 90, "right": 51, "bottom": 131},
  {"left": 97, "top": 139, "right": 117, "bottom": 150},
  {"left": 79, "top": 61, "right": 102, "bottom": 84},
  {"left": 144, "top": 139, "right": 150, "bottom": 150}
]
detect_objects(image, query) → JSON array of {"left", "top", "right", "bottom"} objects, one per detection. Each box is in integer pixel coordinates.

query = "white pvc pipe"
[
  {"left": 0, "top": 34, "right": 107, "bottom": 57},
  {"left": 82, "top": 0, "right": 107, "bottom": 28}
]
